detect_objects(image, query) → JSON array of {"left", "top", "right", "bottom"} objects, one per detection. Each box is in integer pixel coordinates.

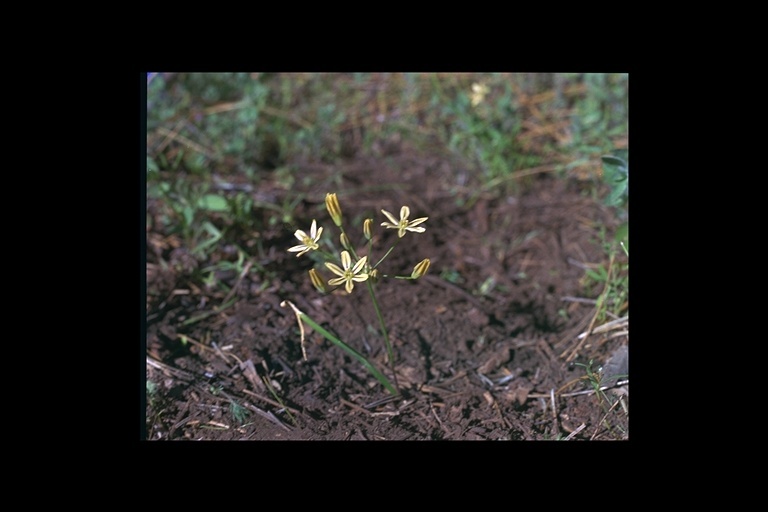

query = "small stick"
[
  {"left": 590, "top": 394, "right": 626, "bottom": 441},
  {"left": 576, "top": 315, "right": 628, "bottom": 338},
  {"left": 563, "top": 423, "right": 586, "bottom": 440},
  {"left": 281, "top": 300, "right": 307, "bottom": 361},
  {"left": 561, "top": 296, "right": 598, "bottom": 305},
  {"left": 155, "top": 126, "right": 215, "bottom": 158},
  {"left": 430, "top": 403, "right": 445, "bottom": 431},
  {"left": 529, "top": 378, "right": 629, "bottom": 399},
  {"left": 340, "top": 398, "right": 373, "bottom": 416},
  {"left": 363, "top": 394, "right": 401, "bottom": 409},
  {"left": 243, "top": 402, "right": 293, "bottom": 432},
  {"left": 550, "top": 388, "right": 559, "bottom": 435},
  {"left": 241, "top": 388, "right": 303, "bottom": 416}
]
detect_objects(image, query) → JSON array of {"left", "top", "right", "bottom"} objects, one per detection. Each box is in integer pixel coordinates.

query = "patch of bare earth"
[{"left": 145, "top": 148, "right": 628, "bottom": 440}]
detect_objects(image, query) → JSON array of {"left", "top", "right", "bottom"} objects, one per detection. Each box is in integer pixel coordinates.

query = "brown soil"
[{"left": 145, "top": 145, "right": 628, "bottom": 440}]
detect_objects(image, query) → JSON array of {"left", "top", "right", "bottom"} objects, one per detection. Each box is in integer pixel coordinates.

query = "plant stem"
[
  {"left": 373, "top": 239, "right": 399, "bottom": 269},
  {"left": 298, "top": 311, "right": 398, "bottom": 396},
  {"left": 366, "top": 280, "right": 400, "bottom": 394}
]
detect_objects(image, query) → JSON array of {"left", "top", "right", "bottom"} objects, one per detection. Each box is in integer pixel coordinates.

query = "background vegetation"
[{"left": 147, "top": 72, "right": 628, "bottom": 321}]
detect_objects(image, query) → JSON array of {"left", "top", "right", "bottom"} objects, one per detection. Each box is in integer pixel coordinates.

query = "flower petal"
[
  {"left": 314, "top": 226, "right": 323, "bottom": 241},
  {"left": 351, "top": 274, "right": 369, "bottom": 282},
  {"left": 341, "top": 251, "right": 352, "bottom": 270},
  {"left": 289, "top": 246, "right": 309, "bottom": 257},
  {"left": 408, "top": 217, "right": 428, "bottom": 227},
  {"left": 400, "top": 206, "right": 410, "bottom": 221},
  {"left": 328, "top": 276, "right": 346, "bottom": 287},
  {"left": 405, "top": 226, "right": 426, "bottom": 233},
  {"left": 325, "top": 262, "right": 344, "bottom": 277},
  {"left": 352, "top": 255, "right": 368, "bottom": 274},
  {"left": 381, "top": 209, "right": 399, "bottom": 225},
  {"left": 294, "top": 229, "right": 308, "bottom": 242},
  {"left": 345, "top": 280, "right": 354, "bottom": 293},
  {"left": 309, "top": 220, "right": 318, "bottom": 238}
]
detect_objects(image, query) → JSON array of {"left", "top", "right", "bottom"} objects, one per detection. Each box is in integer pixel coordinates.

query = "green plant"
[
  {"left": 229, "top": 399, "right": 250, "bottom": 425},
  {"left": 146, "top": 380, "right": 157, "bottom": 395},
  {"left": 426, "top": 75, "right": 542, "bottom": 201},
  {"left": 575, "top": 360, "right": 607, "bottom": 404},
  {"left": 600, "top": 154, "right": 628, "bottom": 208},
  {"left": 600, "top": 153, "right": 628, "bottom": 253},
  {"left": 282, "top": 193, "right": 432, "bottom": 397},
  {"left": 577, "top": 149, "right": 629, "bottom": 326},
  {"left": 583, "top": 239, "right": 628, "bottom": 323},
  {"left": 261, "top": 376, "right": 297, "bottom": 426},
  {"left": 574, "top": 359, "right": 628, "bottom": 437},
  {"left": 147, "top": 178, "right": 229, "bottom": 256}
]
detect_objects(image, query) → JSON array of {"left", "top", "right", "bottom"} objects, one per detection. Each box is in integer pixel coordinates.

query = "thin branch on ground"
[
  {"left": 563, "top": 423, "right": 586, "bottom": 440},
  {"left": 590, "top": 395, "right": 626, "bottom": 441},
  {"left": 561, "top": 251, "right": 618, "bottom": 362},
  {"left": 576, "top": 315, "right": 628, "bottom": 338},
  {"left": 550, "top": 388, "right": 560, "bottom": 436},
  {"left": 241, "top": 388, "right": 303, "bottom": 416},
  {"left": 530, "top": 378, "right": 629, "bottom": 399},
  {"left": 155, "top": 126, "right": 216, "bottom": 159},
  {"left": 146, "top": 355, "right": 195, "bottom": 381},
  {"left": 561, "top": 296, "right": 598, "bottom": 305}
]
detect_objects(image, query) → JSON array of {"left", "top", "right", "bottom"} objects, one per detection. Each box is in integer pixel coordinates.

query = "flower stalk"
[
  {"left": 286, "top": 193, "right": 430, "bottom": 397},
  {"left": 281, "top": 301, "right": 397, "bottom": 395},
  {"left": 366, "top": 279, "right": 399, "bottom": 393}
]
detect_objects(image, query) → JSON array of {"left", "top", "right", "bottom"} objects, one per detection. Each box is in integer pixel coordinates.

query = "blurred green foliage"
[
  {"left": 147, "top": 72, "right": 628, "bottom": 296},
  {"left": 147, "top": 72, "right": 627, "bottom": 183}
]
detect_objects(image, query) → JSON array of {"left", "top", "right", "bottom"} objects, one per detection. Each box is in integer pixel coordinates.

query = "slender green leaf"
[
  {"left": 298, "top": 312, "right": 398, "bottom": 396},
  {"left": 198, "top": 194, "right": 229, "bottom": 211}
]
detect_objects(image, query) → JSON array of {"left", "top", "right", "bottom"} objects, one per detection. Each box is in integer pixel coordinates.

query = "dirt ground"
[{"left": 144, "top": 144, "right": 628, "bottom": 440}]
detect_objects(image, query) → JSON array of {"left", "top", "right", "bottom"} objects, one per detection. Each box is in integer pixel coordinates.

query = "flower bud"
[
  {"left": 411, "top": 258, "right": 430, "bottom": 279},
  {"left": 363, "top": 218, "right": 373, "bottom": 240},
  {"left": 325, "top": 193, "right": 343, "bottom": 227},
  {"left": 309, "top": 268, "right": 327, "bottom": 293},
  {"left": 340, "top": 232, "right": 352, "bottom": 251},
  {"left": 369, "top": 268, "right": 380, "bottom": 284}
]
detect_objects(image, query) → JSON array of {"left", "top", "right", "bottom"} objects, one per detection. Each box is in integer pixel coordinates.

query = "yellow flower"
[
  {"left": 470, "top": 82, "right": 489, "bottom": 107},
  {"left": 308, "top": 268, "right": 327, "bottom": 293},
  {"left": 287, "top": 219, "right": 323, "bottom": 257},
  {"left": 325, "top": 193, "right": 343, "bottom": 227},
  {"left": 325, "top": 251, "right": 369, "bottom": 293},
  {"left": 381, "top": 206, "right": 428, "bottom": 238},
  {"left": 411, "top": 258, "right": 430, "bottom": 279}
]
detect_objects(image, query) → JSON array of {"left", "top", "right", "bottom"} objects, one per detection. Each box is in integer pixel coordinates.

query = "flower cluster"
[
  {"left": 287, "top": 193, "right": 430, "bottom": 294},
  {"left": 284, "top": 192, "right": 433, "bottom": 395}
]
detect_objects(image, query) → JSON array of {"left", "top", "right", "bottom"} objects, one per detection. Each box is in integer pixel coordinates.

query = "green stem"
[
  {"left": 373, "top": 239, "right": 400, "bottom": 269},
  {"left": 316, "top": 249, "right": 336, "bottom": 261},
  {"left": 298, "top": 311, "right": 398, "bottom": 396},
  {"left": 366, "top": 280, "right": 400, "bottom": 393}
]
